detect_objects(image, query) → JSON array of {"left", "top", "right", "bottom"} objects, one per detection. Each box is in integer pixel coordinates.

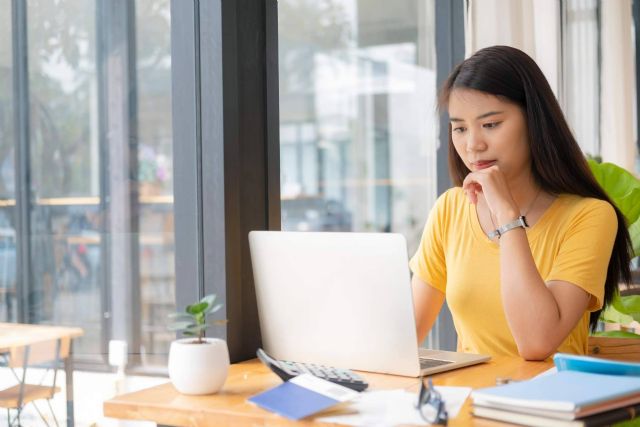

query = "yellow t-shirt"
[{"left": 409, "top": 187, "right": 617, "bottom": 357}]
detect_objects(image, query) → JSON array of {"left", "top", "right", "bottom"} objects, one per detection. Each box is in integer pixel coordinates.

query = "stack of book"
[{"left": 471, "top": 354, "right": 640, "bottom": 427}]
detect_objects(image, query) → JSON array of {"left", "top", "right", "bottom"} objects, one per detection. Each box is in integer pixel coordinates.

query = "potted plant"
[
  {"left": 167, "top": 294, "right": 229, "bottom": 394},
  {"left": 588, "top": 159, "right": 640, "bottom": 338}
]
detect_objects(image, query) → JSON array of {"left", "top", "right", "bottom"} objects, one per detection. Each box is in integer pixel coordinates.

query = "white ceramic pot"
[{"left": 168, "top": 338, "right": 230, "bottom": 395}]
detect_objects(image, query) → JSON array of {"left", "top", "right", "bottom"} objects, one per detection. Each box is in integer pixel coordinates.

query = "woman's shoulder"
[
  {"left": 430, "top": 187, "right": 468, "bottom": 221},
  {"left": 438, "top": 186, "right": 467, "bottom": 205},
  {"left": 431, "top": 186, "right": 467, "bottom": 214},
  {"left": 553, "top": 194, "right": 616, "bottom": 222}
]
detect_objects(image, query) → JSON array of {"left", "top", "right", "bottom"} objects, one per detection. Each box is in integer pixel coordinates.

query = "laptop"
[{"left": 248, "top": 231, "right": 490, "bottom": 377}]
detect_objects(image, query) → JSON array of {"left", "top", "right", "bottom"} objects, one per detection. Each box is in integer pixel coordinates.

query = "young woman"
[{"left": 410, "top": 45, "right": 632, "bottom": 361}]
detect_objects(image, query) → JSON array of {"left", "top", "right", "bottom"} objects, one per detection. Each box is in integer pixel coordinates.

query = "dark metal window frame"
[
  {"left": 171, "top": 0, "right": 280, "bottom": 361},
  {"left": 433, "top": 0, "right": 465, "bottom": 351},
  {"left": 11, "top": 0, "right": 31, "bottom": 325}
]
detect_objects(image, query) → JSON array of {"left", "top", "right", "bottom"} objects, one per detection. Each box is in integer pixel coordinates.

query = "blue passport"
[{"left": 248, "top": 374, "right": 359, "bottom": 420}]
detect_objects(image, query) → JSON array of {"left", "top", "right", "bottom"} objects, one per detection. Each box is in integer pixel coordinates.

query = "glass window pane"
[
  {"left": 19, "top": 0, "right": 175, "bottom": 369},
  {"left": 278, "top": 0, "right": 438, "bottom": 253},
  {"left": 136, "top": 0, "right": 175, "bottom": 364},
  {"left": 563, "top": 0, "right": 600, "bottom": 157},
  {"left": 27, "top": 0, "right": 101, "bottom": 359},
  {"left": 0, "top": 0, "right": 16, "bottom": 322}
]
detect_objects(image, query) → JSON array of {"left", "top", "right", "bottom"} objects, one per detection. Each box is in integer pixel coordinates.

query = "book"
[
  {"left": 554, "top": 353, "right": 640, "bottom": 376},
  {"left": 247, "top": 373, "right": 359, "bottom": 420},
  {"left": 472, "top": 402, "right": 640, "bottom": 427},
  {"left": 473, "top": 391, "right": 640, "bottom": 420},
  {"left": 471, "top": 371, "right": 640, "bottom": 417}
]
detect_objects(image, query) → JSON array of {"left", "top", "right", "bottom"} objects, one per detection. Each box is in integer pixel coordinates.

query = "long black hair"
[{"left": 439, "top": 45, "right": 632, "bottom": 331}]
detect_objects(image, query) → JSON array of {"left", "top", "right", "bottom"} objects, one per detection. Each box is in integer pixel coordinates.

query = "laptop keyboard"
[{"left": 419, "top": 358, "right": 453, "bottom": 369}]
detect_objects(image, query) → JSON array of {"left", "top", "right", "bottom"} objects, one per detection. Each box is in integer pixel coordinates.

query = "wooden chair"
[
  {"left": 0, "top": 337, "right": 69, "bottom": 426},
  {"left": 587, "top": 336, "right": 640, "bottom": 362}
]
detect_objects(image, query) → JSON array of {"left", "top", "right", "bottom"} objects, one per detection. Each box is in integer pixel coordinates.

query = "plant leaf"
[
  {"left": 167, "top": 321, "right": 194, "bottom": 331},
  {"left": 184, "top": 324, "right": 208, "bottom": 335},
  {"left": 601, "top": 301, "right": 635, "bottom": 324},
  {"left": 186, "top": 302, "right": 208, "bottom": 315},
  {"left": 168, "top": 313, "right": 194, "bottom": 321},
  {"left": 588, "top": 160, "right": 640, "bottom": 226},
  {"left": 612, "top": 294, "right": 640, "bottom": 322},
  {"left": 204, "top": 303, "right": 223, "bottom": 315},
  {"left": 629, "top": 217, "right": 640, "bottom": 257},
  {"left": 195, "top": 312, "right": 206, "bottom": 325},
  {"left": 592, "top": 330, "right": 640, "bottom": 338},
  {"left": 200, "top": 294, "right": 216, "bottom": 307}
]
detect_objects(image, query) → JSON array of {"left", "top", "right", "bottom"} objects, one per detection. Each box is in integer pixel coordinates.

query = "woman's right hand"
[{"left": 462, "top": 165, "right": 519, "bottom": 225}]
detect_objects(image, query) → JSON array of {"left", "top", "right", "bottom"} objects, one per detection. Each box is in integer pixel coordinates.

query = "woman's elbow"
[{"left": 516, "top": 340, "right": 556, "bottom": 361}]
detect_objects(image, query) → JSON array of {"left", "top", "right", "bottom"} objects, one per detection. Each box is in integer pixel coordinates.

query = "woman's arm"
[
  {"left": 411, "top": 274, "right": 445, "bottom": 344},
  {"left": 463, "top": 166, "right": 593, "bottom": 360},
  {"left": 497, "top": 227, "right": 590, "bottom": 360}
]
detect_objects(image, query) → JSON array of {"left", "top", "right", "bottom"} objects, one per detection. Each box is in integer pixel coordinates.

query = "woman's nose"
[{"left": 466, "top": 132, "right": 486, "bottom": 152}]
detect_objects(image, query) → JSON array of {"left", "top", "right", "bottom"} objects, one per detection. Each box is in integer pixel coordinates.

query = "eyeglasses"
[{"left": 415, "top": 376, "right": 448, "bottom": 425}]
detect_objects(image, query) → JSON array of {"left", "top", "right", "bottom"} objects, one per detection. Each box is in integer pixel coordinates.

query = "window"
[
  {"left": 3, "top": 0, "right": 176, "bottom": 370},
  {"left": 0, "top": 0, "right": 16, "bottom": 323},
  {"left": 278, "top": 0, "right": 438, "bottom": 256},
  {"left": 562, "top": 0, "right": 600, "bottom": 157}
]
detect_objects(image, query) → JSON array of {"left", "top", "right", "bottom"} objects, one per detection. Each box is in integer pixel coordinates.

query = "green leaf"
[
  {"left": 629, "top": 217, "right": 640, "bottom": 257},
  {"left": 614, "top": 418, "right": 640, "bottom": 427},
  {"left": 186, "top": 302, "right": 208, "bottom": 315},
  {"left": 174, "top": 294, "right": 225, "bottom": 333},
  {"left": 592, "top": 330, "right": 640, "bottom": 338},
  {"left": 204, "top": 303, "right": 223, "bottom": 315},
  {"left": 600, "top": 307, "right": 634, "bottom": 324},
  {"left": 184, "top": 324, "right": 208, "bottom": 335},
  {"left": 200, "top": 294, "right": 216, "bottom": 307},
  {"left": 612, "top": 294, "right": 640, "bottom": 322},
  {"left": 195, "top": 312, "right": 206, "bottom": 325},
  {"left": 588, "top": 160, "right": 640, "bottom": 227},
  {"left": 168, "top": 312, "right": 194, "bottom": 321},
  {"left": 167, "top": 321, "right": 195, "bottom": 331}
]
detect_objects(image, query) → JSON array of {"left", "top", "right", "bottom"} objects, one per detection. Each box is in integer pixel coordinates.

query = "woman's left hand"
[{"left": 462, "top": 165, "right": 519, "bottom": 223}]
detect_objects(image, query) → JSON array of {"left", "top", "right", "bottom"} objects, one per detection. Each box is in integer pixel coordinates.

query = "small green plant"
[
  {"left": 168, "top": 294, "right": 226, "bottom": 344},
  {"left": 588, "top": 159, "right": 640, "bottom": 337}
]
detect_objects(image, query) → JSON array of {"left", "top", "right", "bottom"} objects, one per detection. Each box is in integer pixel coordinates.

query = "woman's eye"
[
  {"left": 452, "top": 126, "right": 466, "bottom": 133},
  {"left": 483, "top": 122, "right": 501, "bottom": 129}
]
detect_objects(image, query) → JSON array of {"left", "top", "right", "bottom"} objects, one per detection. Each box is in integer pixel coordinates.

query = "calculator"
[{"left": 256, "top": 348, "right": 369, "bottom": 392}]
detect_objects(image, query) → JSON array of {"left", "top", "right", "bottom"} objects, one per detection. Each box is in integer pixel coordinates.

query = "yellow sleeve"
[
  {"left": 546, "top": 200, "right": 618, "bottom": 311},
  {"left": 409, "top": 191, "right": 449, "bottom": 293}
]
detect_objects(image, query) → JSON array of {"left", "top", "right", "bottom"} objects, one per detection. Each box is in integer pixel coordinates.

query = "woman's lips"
[{"left": 472, "top": 160, "right": 496, "bottom": 170}]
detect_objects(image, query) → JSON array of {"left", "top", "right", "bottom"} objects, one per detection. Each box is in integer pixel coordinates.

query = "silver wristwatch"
[{"left": 487, "top": 215, "right": 528, "bottom": 240}]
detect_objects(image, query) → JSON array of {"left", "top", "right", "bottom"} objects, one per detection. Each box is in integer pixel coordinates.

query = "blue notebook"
[
  {"left": 248, "top": 374, "right": 359, "bottom": 420},
  {"left": 471, "top": 371, "right": 640, "bottom": 413},
  {"left": 554, "top": 353, "right": 640, "bottom": 376}
]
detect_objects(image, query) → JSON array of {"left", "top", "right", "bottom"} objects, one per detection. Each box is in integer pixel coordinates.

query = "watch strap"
[{"left": 488, "top": 215, "right": 528, "bottom": 240}]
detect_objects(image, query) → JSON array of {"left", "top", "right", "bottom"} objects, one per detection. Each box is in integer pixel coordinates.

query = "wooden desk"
[
  {"left": 0, "top": 322, "right": 84, "bottom": 427},
  {"left": 104, "top": 356, "right": 552, "bottom": 426}
]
